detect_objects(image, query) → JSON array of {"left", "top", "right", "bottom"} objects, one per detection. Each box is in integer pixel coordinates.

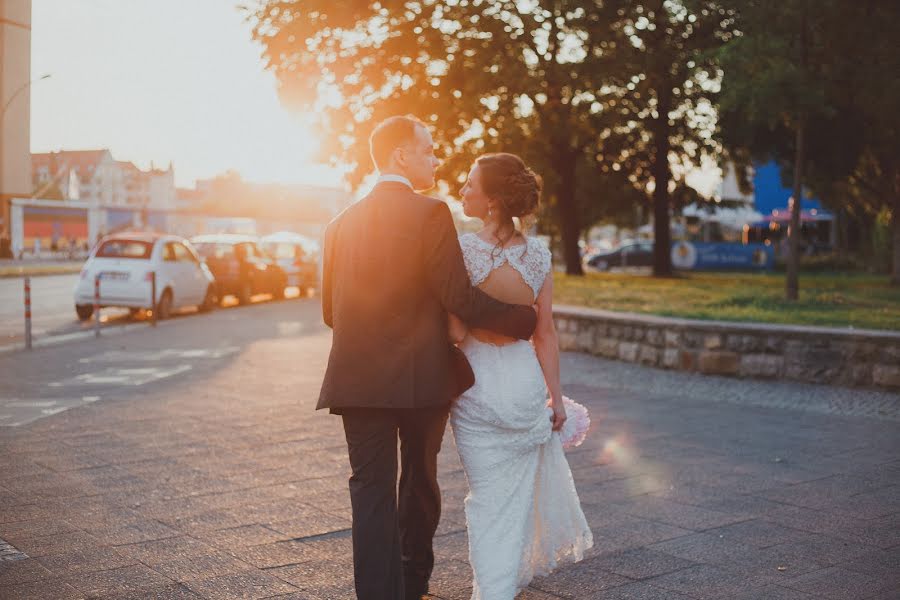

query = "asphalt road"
[{"left": 0, "top": 273, "right": 302, "bottom": 349}]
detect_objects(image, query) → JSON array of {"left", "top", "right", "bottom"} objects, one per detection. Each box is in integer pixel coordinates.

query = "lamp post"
[{"left": 0, "top": 73, "right": 50, "bottom": 121}]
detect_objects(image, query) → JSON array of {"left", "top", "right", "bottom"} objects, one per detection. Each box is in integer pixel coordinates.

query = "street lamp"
[{"left": 0, "top": 73, "right": 51, "bottom": 121}]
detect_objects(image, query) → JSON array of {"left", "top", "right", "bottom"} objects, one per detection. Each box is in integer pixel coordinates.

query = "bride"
[{"left": 448, "top": 153, "right": 593, "bottom": 599}]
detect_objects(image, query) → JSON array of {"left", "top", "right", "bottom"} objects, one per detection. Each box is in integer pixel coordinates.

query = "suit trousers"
[{"left": 341, "top": 405, "right": 450, "bottom": 600}]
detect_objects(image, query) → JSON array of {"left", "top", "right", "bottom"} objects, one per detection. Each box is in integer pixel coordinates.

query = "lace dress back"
[
  {"left": 451, "top": 232, "right": 593, "bottom": 600},
  {"left": 459, "top": 233, "right": 552, "bottom": 303}
]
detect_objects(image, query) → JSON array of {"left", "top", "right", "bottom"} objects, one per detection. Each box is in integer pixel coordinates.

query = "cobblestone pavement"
[{"left": 0, "top": 299, "right": 898, "bottom": 599}]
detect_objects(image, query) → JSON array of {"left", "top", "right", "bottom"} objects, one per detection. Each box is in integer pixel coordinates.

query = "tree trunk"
[
  {"left": 786, "top": 120, "right": 805, "bottom": 300},
  {"left": 651, "top": 90, "right": 673, "bottom": 278},
  {"left": 555, "top": 152, "right": 583, "bottom": 276},
  {"left": 891, "top": 175, "right": 900, "bottom": 285}
]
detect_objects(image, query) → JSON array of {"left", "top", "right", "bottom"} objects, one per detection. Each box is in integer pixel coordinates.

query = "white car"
[{"left": 74, "top": 233, "right": 216, "bottom": 321}]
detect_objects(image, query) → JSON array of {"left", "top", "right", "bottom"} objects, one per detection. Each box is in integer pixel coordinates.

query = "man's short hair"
[{"left": 369, "top": 115, "right": 425, "bottom": 171}]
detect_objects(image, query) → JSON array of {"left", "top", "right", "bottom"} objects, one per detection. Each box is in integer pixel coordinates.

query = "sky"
[{"left": 30, "top": 0, "right": 343, "bottom": 189}]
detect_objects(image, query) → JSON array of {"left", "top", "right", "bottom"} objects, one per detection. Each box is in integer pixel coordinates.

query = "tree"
[
  {"left": 595, "top": 0, "right": 737, "bottom": 277},
  {"left": 716, "top": 0, "right": 840, "bottom": 299},
  {"left": 248, "top": 0, "right": 661, "bottom": 275},
  {"left": 718, "top": 0, "right": 900, "bottom": 287}
]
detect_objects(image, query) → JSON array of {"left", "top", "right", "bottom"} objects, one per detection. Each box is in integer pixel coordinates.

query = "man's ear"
[{"left": 392, "top": 147, "right": 406, "bottom": 170}]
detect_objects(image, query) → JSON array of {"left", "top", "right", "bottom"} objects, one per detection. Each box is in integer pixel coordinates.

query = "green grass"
[{"left": 553, "top": 271, "right": 900, "bottom": 331}]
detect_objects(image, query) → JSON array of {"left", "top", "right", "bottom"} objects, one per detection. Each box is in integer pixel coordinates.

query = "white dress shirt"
[{"left": 377, "top": 173, "right": 413, "bottom": 189}]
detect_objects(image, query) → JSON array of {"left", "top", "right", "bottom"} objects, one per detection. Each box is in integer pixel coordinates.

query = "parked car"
[
  {"left": 259, "top": 231, "right": 320, "bottom": 295},
  {"left": 190, "top": 234, "right": 287, "bottom": 305},
  {"left": 584, "top": 241, "right": 654, "bottom": 271},
  {"left": 74, "top": 233, "right": 216, "bottom": 321}
]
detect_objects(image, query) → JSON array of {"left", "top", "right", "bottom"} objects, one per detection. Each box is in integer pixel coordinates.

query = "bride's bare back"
[{"left": 470, "top": 257, "right": 536, "bottom": 345}]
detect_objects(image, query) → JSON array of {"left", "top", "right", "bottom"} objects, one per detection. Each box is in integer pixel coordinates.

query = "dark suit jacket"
[{"left": 317, "top": 181, "right": 537, "bottom": 412}]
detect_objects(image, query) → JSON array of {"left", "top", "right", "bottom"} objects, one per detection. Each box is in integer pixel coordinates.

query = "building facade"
[
  {"left": 32, "top": 150, "right": 176, "bottom": 210},
  {"left": 0, "top": 0, "right": 33, "bottom": 244}
]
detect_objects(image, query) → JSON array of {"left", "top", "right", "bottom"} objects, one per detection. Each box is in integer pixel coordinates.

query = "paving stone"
[
  {"left": 151, "top": 551, "right": 255, "bottom": 582},
  {"left": 840, "top": 546, "right": 900, "bottom": 587},
  {"left": 266, "top": 514, "right": 352, "bottom": 540},
  {"left": 588, "top": 580, "right": 696, "bottom": 599},
  {"left": 649, "top": 532, "right": 756, "bottom": 565},
  {"left": 648, "top": 563, "right": 771, "bottom": 599},
  {"left": 705, "top": 519, "right": 812, "bottom": 549},
  {"left": 0, "top": 579, "right": 84, "bottom": 599},
  {"left": 589, "top": 515, "right": 692, "bottom": 554},
  {"left": 195, "top": 524, "right": 290, "bottom": 550},
  {"left": 529, "top": 563, "right": 631, "bottom": 597},
  {"left": 0, "top": 557, "right": 54, "bottom": 586},
  {"left": 613, "top": 496, "right": 748, "bottom": 531},
  {"left": 11, "top": 529, "right": 102, "bottom": 558},
  {"left": 730, "top": 584, "right": 817, "bottom": 599},
  {"left": 93, "top": 519, "right": 181, "bottom": 546},
  {"left": 586, "top": 547, "right": 696, "bottom": 580},
  {"left": 66, "top": 563, "right": 175, "bottom": 596},
  {"left": 234, "top": 540, "right": 324, "bottom": 568},
  {"left": 116, "top": 535, "right": 216, "bottom": 565},
  {"left": 35, "top": 545, "right": 137, "bottom": 575},
  {"left": 756, "top": 474, "right": 888, "bottom": 509},
  {"left": 184, "top": 569, "right": 299, "bottom": 599},
  {"left": 95, "top": 583, "right": 204, "bottom": 599},
  {"left": 781, "top": 566, "right": 897, "bottom": 600}
]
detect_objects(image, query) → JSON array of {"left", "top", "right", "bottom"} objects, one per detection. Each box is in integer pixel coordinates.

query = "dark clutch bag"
[{"left": 449, "top": 344, "right": 475, "bottom": 398}]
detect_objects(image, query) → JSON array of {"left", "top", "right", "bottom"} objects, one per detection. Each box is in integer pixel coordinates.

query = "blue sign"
[{"left": 671, "top": 241, "right": 773, "bottom": 271}]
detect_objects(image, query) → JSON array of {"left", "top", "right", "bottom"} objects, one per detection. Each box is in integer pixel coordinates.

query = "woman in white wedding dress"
[{"left": 448, "top": 153, "right": 593, "bottom": 600}]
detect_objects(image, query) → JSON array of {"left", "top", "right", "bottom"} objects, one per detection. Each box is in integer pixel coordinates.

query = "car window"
[
  {"left": 163, "top": 242, "right": 177, "bottom": 261},
  {"left": 266, "top": 243, "right": 295, "bottom": 259},
  {"left": 174, "top": 243, "right": 196, "bottom": 263},
  {"left": 194, "top": 242, "right": 234, "bottom": 260},
  {"left": 95, "top": 239, "right": 153, "bottom": 259}
]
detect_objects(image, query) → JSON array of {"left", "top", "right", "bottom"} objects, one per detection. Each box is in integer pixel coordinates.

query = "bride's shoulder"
[
  {"left": 458, "top": 232, "right": 482, "bottom": 248},
  {"left": 525, "top": 235, "right": 552, "bottom": 258}
]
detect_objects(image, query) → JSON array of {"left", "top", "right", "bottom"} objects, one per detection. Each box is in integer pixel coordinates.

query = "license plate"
[{"left": 99, "top": 271, "right": 129, "bottom": 281}]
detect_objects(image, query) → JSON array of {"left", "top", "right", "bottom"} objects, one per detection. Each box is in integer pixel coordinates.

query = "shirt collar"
[{"left": 377, "top": 173, "right": 413, "bottom": 189}]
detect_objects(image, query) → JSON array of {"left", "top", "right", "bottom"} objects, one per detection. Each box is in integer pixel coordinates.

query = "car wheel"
[
  {"left": 237, "top": 280, "right": 252, "bottom": 305},
  {"left": 75, "top": 304, "right": 94, "bottom": 321},
  {"left": 156, "top": 289, "right": 173, "bottom": 320},
  {"left": 199, "top": 286, "right": 217, "bottom": 312},
  {"left": 595, "top": 260, "right": 609, "bottom": 271}
]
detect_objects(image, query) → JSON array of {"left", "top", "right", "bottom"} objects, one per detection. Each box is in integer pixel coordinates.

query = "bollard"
[
  {"left": 94, "top": 275, "right": 101, "bottom": 338},
  {"left": 24, "top": 277, "right": 32, "bottom": 350},
  {"left": 150, "top": 271, "right": 157, "bottom": 327}
]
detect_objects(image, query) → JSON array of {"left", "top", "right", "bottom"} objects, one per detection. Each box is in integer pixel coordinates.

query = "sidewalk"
[
  {"left": 0, "top": 259, "right": 83, "bottom": 279},
  {"left": 0, "top": 304, "right": 898, "bottom": 599}
]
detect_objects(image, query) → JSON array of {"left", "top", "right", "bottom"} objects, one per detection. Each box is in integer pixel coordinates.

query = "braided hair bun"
[{"left": 476, "top": 153, "right": 542, "bottom": 220}]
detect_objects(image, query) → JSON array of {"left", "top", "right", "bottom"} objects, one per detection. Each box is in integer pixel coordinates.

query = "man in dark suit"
[{"left": 318, "top": 115, "right": 537, "bottom": 600}]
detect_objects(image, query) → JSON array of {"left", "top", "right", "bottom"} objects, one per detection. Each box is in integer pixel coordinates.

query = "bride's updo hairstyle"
[{"left": 476, "top": 153, "right": 542, "bottom": 225}]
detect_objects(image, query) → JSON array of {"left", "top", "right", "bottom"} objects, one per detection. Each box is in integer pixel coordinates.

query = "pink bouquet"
[{"left": 547, "top": 396, "right": 591, "bottom": 449}]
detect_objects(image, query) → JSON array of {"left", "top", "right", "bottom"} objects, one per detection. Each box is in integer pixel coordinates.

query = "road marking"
[
  {"left": 78, "top": 346, "right": 240, "bottom": 363},
  {"left": 0, "top": 396, "right": 104, "bottom": 427},
  {"left": 48, "top": 365, "right": 193, "bottom": 388}
]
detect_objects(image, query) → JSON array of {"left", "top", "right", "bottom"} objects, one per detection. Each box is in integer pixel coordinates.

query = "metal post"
[
  {"left": 23, "top": 277, "right": 32, "bottom": 350},
  {"left": 150, "top": 271, "right": 157, "bottom": 327},
  {"left": 94, "top": 275, "right": 101, "bottom": 338}
]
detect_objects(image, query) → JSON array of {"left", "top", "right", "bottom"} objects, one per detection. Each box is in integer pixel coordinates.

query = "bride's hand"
[{"left": 550, "top": 399, "right": 567, "bottom": 431}]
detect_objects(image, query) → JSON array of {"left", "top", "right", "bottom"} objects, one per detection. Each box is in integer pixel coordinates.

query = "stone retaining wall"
[{"left": 553, "top": 305, "right": 900, "bottom": 391}]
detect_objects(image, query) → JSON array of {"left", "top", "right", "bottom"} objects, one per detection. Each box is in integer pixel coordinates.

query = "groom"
[{"left": 317, "top": 115, "right": 537, "bottom": 600}]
